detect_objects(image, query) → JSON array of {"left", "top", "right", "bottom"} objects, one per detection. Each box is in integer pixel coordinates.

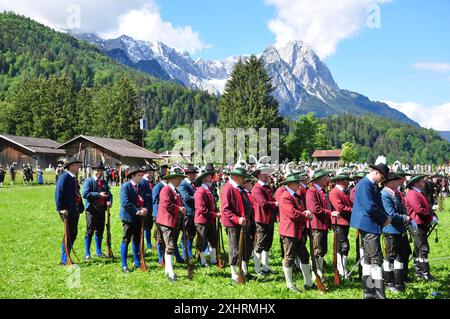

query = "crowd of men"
[{"left": 54, "top": 155, "right": 446, "bottom": 299}]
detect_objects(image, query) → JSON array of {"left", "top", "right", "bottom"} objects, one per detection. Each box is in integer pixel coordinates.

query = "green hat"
[
  {"left": 331, "top": 173, "right": 353, "bottom": 182},
  {"left": 384, "top": 172, "right": 402, "bottom": 184},
  {"left": 396, "top": 170, "right": 412, "bottom": 177},
  {"left": 282, "top": 172, "right": 308, "bottom": 185},
  {"left": 406, "top": 175, "right": 427, "bottom": 189},
  {"left": 226, "top": 167, "right": 252, "bottom": 179},
  {"left": 195, "top": 168, "right": 216, "bottom": 186},
  {"left": 162, "top": 167, "right": 188, "bottom": 180},
  {"left": 352, "top": 171, "right": 367, "bottom": 180},
  {"left": 310, "top": 169, "right": 330, "bottom": 182}
]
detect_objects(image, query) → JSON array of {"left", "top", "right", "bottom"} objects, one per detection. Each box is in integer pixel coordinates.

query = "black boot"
[
  {"left": 414, "top": 259, "right": 422, "bottom": 279},
  {"left": 374, "top": 279, "right": 386, "bottom": 299},
  {"left": 362, "top": 276, "right": 376, "bottom": 299},
  {"left": 394, "top": 269, "right": 405, "bottom": 292},
  {"left": 384, "top": 271, "right": 395, "bottom": 290},
  {"left": 420, "top": 262, "right": 433, "bottom": 281}
]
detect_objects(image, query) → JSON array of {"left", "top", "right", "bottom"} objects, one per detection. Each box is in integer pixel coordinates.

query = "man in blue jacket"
[
  {"left": 350, "top": 163, "right": 394, "bottom": 299},
  {"left": 178, "top": 164, "right": 198, "bottom": 260},
  {"left": 82, "top": 161, "right": 113, "bottom": 260},
  {"left": 119, "top": 165, "right": 148, "bottom": 273},
  {"left": 139, "top": 164, "right": 156, "bottom": 252},
  {"left": 55, "top": 156, "right": 84, "bottom": 265},
  {"left": 381, "top": 172, "right": 415, "bottom": 293}
]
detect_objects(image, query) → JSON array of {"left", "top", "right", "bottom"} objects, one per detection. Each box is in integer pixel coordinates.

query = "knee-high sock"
[
  {"left": 157, "top": 243, "right": 164, "bottom": 264},
  {"left": 253, "top": 251, "right": 261, "bottom": 274},
  {"left": 300, "top": 263, "right": 313, "bottom": 287},
  {"left": 144, "top": 230, "right": 152, "bottom": 249},
  {"left": 230, "top": 265, "right": 238, "bottom": 280},
  {"left": 261, "top": 250, "right": 271, "bottom": 272},
  {"left": 120, "top": 242, "right": 128, "bottom": 268},
  {"left": 283, "top": 266, "right": 294, "bottom": 288},
  {"left": 175, "top": 244, "right": 184, "bottom": 262},
  {"left": 131, "top": 241, "right": 140, "bottom": 266},
  {"left": 165, "top": 254, "right": 175, "bottom": 276},
  {"left": 199, "top": 252, "right": 207, "bottom": 265},
  {"left": 241, "top": 261, "right": 248, "bottom": 276},
  {"left": 94, "top": 234, "right": 102, "bottom": 256},
  {"left": 61, "top": 242, "right": 67, "bottom": 264},
  {"left": 84, "top": 235, "right": 91, "bottom": 257},
  {"left": 209, "top": 246, "right": 217, "bottom": 264}
]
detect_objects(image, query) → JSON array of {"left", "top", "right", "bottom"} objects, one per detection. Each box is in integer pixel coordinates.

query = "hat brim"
[
  {"left": 162, "top": 173, "right": 188, "bottom": 180},
  {"left": 195, "top": 170, "right": 216, "bottom": 185},
  {"left": 127, "top": 169, "right": 144, "bottom": 177},
  {"left": 310, "top": 172, "right": 329, "bottom": 182},
  {"left": 369, "top": 165, "right": 388, "bottom": 178},
  {"left": 331, "top": 175, "right": 353, "bottom": 182},
  {"left": 406, "top": 175, "right": 427, "bottom": 188},
  {"left": 227, "top": 171, "right": 252, "bottom": 179},
  {"left": 64, "top": 160, "right": 82, "bottom": 169}
]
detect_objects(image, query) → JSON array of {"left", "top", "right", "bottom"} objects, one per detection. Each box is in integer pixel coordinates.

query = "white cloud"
[
  {"left": 265, "top": 0, "right": 391, "bottom": 59},
  {"left": 0, "top": 0, "right": 209, "bottom": 54},
  {"left": 412, "top": 62, "right": 450, "bottom": 74},
  {"left": 384, "top": 100, "right": 450, "bottom": 131}
]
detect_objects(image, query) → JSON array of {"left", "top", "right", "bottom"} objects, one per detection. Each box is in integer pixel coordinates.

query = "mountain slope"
[{"left": 74, "top": 32, "right": 418, "bottom": 126}]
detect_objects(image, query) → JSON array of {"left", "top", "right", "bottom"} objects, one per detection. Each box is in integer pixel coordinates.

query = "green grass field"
[{"left": 0, "top": 185, "right": 449, "bottom": 299}]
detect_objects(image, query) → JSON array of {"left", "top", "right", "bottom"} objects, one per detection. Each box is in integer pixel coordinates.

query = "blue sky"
[{"left": 1, "top": 0, "right": 449, "bottom": 130}]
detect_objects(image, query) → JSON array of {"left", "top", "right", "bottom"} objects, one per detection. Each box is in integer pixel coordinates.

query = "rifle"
[
  {"left": 237, "top": 226, "right": 246, "bottom": 284},
  {"left": 183, "top": 221, "right": 193, "bottom": 280},
  {"left": 106, "top": 206, "right": 114, "bottom": 258},
  {"left": 308, "top": 225, "right": 327, "bottom": 292},
  {"left": 63, "top": 214, "right": 73, "bottom": 265},
  {"left": 355, "top": 229, "right": 362, "bottom": 280},
  {"left": 139, "top": 216, "right": 147, "bottom": 272},
  {"left": 333, "top": 219, "right": 341, "bottom": 286},
  {"left": 216, "top": 217, "right": 223, "bottom": 270}
]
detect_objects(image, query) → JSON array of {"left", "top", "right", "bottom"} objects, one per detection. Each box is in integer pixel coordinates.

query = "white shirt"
[
  {"left": 300, "top": 183, "right": 307, "bottom": 189},
  {"left": 383, "top": 186, "right": 396, "bottom": 197},
  {"left": 285, "top": 185, "right": 296, "bottom": 196},
  {"left": 258, "top": 180, "right": 267, "bottom": 187},
  {"left": 336, "top": 184, "right": 346, "bottom": 192},
  {"left": 169, "top": 182, "right": 177, "bottom": 193},
  {"left": 67, "top": 171, "right": 76, "bottom": 178},
  {"left": 313, "top": 183, "right": 322, "bottom": 191},
  {"left": 367, "top": 174, "right": 376, "bottom": 184},
  {"left": 412, "top": 187, "right": 422, "bottom": 193},
  {"left": 229, "top": 178, "right": 239, "bottom": 189},
  {"left": 202, "top": 183, "right": 210, "bottom": 191}
]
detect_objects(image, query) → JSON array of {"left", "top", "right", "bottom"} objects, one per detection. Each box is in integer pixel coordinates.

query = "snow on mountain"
[{"left": 73, "top": 32, "right": 419, "bottom": 126}]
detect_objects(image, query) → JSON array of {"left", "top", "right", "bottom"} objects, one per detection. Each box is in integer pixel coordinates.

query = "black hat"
[
  {"left": 369, "top": 163, "right": 390, "bottom": 179},
  {"left": 143, "top": 163, "right": 157, "bottom": 172},
  {"left": 384, "top": 172, "right": 402, "bottom": 183},
  {"left": 127, "top": 165, "right": 144, "bottom": 177},
  {"left": 91, "top": 161, "right": 106, "bottom": 170},
  {"left": 64, "top": 156, "right": 82, "bottom": 169},
  {"left": 161, "top": 164, "right": 170, "bottom": 169},
  {"left": 184, "top": 164, "right": 199, "bottom": 174},
  {"left": 205, "top": 163, "right": 215, "bottom": 172}
]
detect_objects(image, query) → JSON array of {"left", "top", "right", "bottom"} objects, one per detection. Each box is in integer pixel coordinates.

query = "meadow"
[{"left": 0, "top": 184, "right": 448, "bottom": 299}]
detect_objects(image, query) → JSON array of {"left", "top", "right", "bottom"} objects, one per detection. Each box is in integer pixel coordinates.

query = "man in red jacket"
[
  {"left": 279, "top": 172, "right": 313, "bottom": 292},
  {"left": 329, "top": 171, "right": 353, "bottom": 279},
  {"left": 251, "top": 165, "right": 278, "bottom": 276},
  {"left": 405, "top": 175, "right": 438, "bottom": 281},
  {"left": 220, "top": 166, "right": 254, "bottom": 283},
  {"left": 194, "top": 168, "right": 220, "bottom": 266},
  {"left": 156, "top": 168, "right": 187, "bottom": 282},
  {"left": 306, "top": 169, "right": 340, "bottom": 279}
]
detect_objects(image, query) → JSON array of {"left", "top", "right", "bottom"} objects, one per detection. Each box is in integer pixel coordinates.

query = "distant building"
[
  {"left": 58, "top": 135, "right": 162, "bottom": 167},
  {"left": 0, "top": 134, "right": 65, "bottom": 168},
  {"left": 312, "top": 149, "right": 342, "bottom": 162},
  {"left": 158, "top": 150, "right": 192, "bottom": 164}
]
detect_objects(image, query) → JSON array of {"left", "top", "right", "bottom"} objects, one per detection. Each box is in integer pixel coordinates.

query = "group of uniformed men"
[{"left": 55, "top": 156, "right": 441, "bottom": 299}]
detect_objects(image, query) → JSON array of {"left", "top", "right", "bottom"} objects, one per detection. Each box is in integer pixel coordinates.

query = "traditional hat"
[
  {"left": 310, "top": 169, "right": 330, "bottom": 182},
  {"left": 369, "top": 163, "right": 390, "bottom": 179},
  {"left": 406, "top": 175, "right": 427, "bottom": 189},
  {"left": 227, "top": 167, "right": 252, "bottom": 179},
  {"left": 91, "top": 161, "right": 106, "bottom": 170},
  {"left": 64, "top": 156, "right": 82, "bottom": 169},
  {"left": 281, "top": 172, "right": 307, "bottom": 185},
  {"left": 352, "top": 171, "right": 367, "bottom": 180},
  {"left": 162, "top": 167, "right": 188, "bottom": 180},
  {"left": 195, "top": 167, "right": 216, "bottom": 186},
  {"left": 384, "top": 172, "right": 403, "bottom": 184},
  {"left": 127, "top": 165, "right": 144, "bottom": 177},
  {"left": 331, "top": 168, "right": 353, "bottom": 182},
  {"left": 395, "top": 169, "right": 412, "bottom": 177},
  {"left": 184, "top": 164, "right": 199, "bottom": 174},
  {"left": 205, "top": 163, "right": 215, "bottom": 172},
  {"left": 143, "top": 163, "right": 157, "bottom": 172}
]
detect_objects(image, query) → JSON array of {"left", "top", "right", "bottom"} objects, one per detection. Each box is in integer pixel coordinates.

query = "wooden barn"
[
  {"left": 57, "top": 135, "right": 162, "bottom": 168},
  {"left": 312, "top": 149, "right": 342, "bottom": 162},
  {"left": 0, "top": 134, "right": 66, "bottom": 168}
]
